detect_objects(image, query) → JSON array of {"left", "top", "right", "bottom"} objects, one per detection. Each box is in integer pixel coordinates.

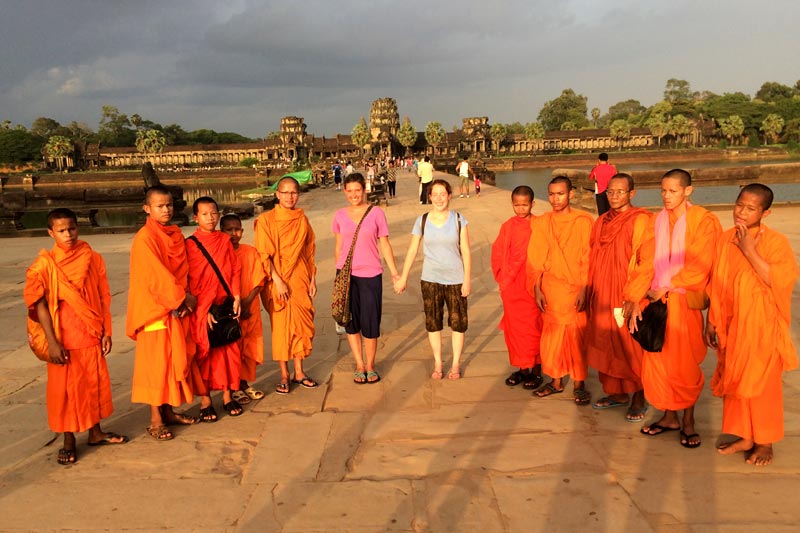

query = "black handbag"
[
  {"left": 187, "top": 236, "right": 242, "bottom": 347},
  {"left": 631, "top": 297, "right": 668, "bottom": 352}
]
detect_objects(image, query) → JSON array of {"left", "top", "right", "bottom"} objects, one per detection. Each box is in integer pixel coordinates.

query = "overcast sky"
[{"left": 1, "top": 0, "right": 798, "bottom": 138}]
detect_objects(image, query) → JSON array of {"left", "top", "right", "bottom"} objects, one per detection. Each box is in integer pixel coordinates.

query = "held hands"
[
  {"left": 393, "top": 276, "right": 407, "bottom": 294},
  {"left": 704, "top": 322, "right": 719, "bottom": 349},
  {"left": 101, "top": 335, "right": 112, "bottom": 356}
]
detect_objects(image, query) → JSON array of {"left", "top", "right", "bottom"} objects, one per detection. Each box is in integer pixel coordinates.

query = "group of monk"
[
  {"left": 25, "top": 166, "right": 796, "bottom": 469},
  {"left": 25, "top": 176, "right": 317, "bottom": 464},
  {"left": 492, "top": 170, "right": 797, "bottom": 466}
]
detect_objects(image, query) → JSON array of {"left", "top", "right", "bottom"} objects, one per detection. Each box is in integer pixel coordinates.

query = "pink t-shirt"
[{"left": 332, "top": 207, "right": 389, "bottom": 277}]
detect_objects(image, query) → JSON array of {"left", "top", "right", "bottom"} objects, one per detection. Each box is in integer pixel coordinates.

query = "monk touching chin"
[{"left": 706, "top": 184, "right": 798, "bottom": 466}]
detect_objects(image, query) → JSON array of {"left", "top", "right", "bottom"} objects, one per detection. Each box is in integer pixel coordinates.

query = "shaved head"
[
  {"left": 662, "top": 168, "right": 692, "bottom": 187},
  {"left": 738, "top": 183, "right": 773, "bottom": 209}
]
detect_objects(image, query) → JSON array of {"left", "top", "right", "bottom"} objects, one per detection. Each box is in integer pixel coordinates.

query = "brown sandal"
[{"left": 146, "top": 425, "right": 174, "bottom": 441}]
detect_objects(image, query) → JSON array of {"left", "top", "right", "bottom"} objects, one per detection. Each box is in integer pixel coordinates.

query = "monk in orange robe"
[
  {"left": 586, "top": 174, "right": 652, "bottom": 421},
  {"left": 186, "top": 197, "right": 243, "bottom": 418},
  {"left": 527, "top": 177, "right": 594, "bottom": 404},
  {"left": 128, "top": 186, "right": 201, "bottom": 441},
  {"left": 633, "top": 169, "right": 721, "bottom": 449},
  {"left": 706, "top": 184, "right": 798, "bottom": 466},
  {"left": 25, "top": 208, "right": 127, "bottom": 465},
  {"left": 254, "top": 176, "right": 318, "bottom": 394},
  {"left": 491, "top": 185, "right": 543, "bottom": 389},
  {"left": 221, "top": 214, "right": 267, "bottom": 403}
]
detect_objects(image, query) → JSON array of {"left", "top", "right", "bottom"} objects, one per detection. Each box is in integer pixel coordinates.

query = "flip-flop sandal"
[
  {"left": 146, "top": 425, "right": 174, "bottom": 441},
  {"left": 431, "top": 370, "right": 443, "bottom": 380},
  {"left": 640, "top": 423, "right": 679, "bottom": 436},
  {"left": 291, "top": 376, "right": 319, "bottom": 388},
  {"left": 199, "top": 406, "right": 218, "bottom": 423},
  {"left": 592, "top": 396, "right": 628, "bottom": 410},
  {"left": 625, "top": 405, "right": 649, "bottom": 422},
  {"left": 57, "top": 448, "right": 77, "bottom": 465},
  {"left": 574, "top": 389, "right": 592, "bottom": 405},
  {"left": 505, "top": 370, "right": 525, "bottom": 386},
  {"left": 223, "top": 400, "right": 244, "bottom": 417},
  {"left": 231, "top": 390, "right": 252, "bottom": 405},
  {"left": 680, "top": 431, "right": 702, "bottom": 448},
  {"left": 353, "top": 371, "right": 367, "bottom": 384},
  {"left": 366, "top": 370, "right": 381, "bottom": 383},
  {"left": 87, "top": 433, "right": 130, "bottom": 446},
  {"left": 534, "top": 382, "right": 565, "bottom": 398},
  {"left": 244, "top": 387, "right": 265, "bottom": 400},
  {"left": 522, "top": 373, "right": 544, "bottom": 390},
  {"left": 275, "top": 382, "right": 290, "bottom": 394}
]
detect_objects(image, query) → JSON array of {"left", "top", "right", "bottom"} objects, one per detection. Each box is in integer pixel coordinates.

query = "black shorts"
[
  {"left": 421, "top": 280, "right": 468, "bottom": 333},
  {"left": 345, "top": 273, "right": 382, "bottom": 338}
]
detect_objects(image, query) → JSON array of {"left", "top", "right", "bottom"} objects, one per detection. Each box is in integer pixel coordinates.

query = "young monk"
[
  {"left": 491, "top": 185, "right": 543, "bottom": 389},
  {"left": 221, "top": 214, "right": 267, "bottom": 403},
  {"left": 632, "top": 169, "right": 721, "bottom": 448},
  {"left": 527, "top": 176, "right": 594, "bottom": 404},
  {"left": 128, "top": 186, "right": 201, "bottom": 441},
  {"left": 186, "top": 197, "right": 243, "bottom": 418},
  {"left": 254, "top": 177, "right": 318, "bottom": 394},
  {"left": 25, "top": 208, "right": 128, "bottom": 464},
  {"left": 706, "top": 184, "right": 798, "bottom": 465},
  {"left": 586, "top": 174, "right": 652, "bottom": 421}
]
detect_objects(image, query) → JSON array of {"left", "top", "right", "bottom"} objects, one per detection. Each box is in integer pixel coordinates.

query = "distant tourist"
[
  {"left": 345, "top": 160, "right": 354, "bottom": 177},
  {"left": 417, "top": 156, "right": 434, "bottom": 204},
  {"left": 332, "top": 161, "right": 343, "bottom": 191},
  {"left": 365, "top": 157, "right": 377, "bottom": 192},
  {"left": 456, "top": 156, "right": 472, "bottom": 198},
  {"left": 386, "top": 160, "right": 397, "bottom": 198},
  {"left": 588, "top": 153, "right": 617, "bottom": 215}
]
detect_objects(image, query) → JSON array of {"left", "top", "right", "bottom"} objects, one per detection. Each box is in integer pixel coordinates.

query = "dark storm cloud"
[{"left": 0, "top": 0, "right": 798, "bottom": 136}]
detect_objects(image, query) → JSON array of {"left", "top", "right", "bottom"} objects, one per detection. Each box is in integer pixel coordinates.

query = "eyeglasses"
[{"left": 606, "top": 189, "right": 630, "bottom": 197}]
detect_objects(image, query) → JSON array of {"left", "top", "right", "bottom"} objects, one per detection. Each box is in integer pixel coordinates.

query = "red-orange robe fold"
[
  {"left": 491, "top": 215, "right": 542, "bottom": 368},
  {"left": 24, "top": 240, "right": 113, "bottom": 432},
  {"left": 254, "top": 205, "right": 316, "bottom": 361},
  {"left": 527, "top": 209, "right": 593, "bottom": 380},
  {"left": 236, "top": 243, "right": 267, "bottom": 382},
  {"left": 709, "top": 224, "right": 798, "bottom": 443},
  {"left": 186, "top": 230, "right": 242, "bottom": 391},
  {"left": 639, "top": 205, "right": 721, "bottom": 411},
  {"left": 127, "top": 218, "right": 198, "bottom": 406},
  {"left": 586, "top": 207, "right": 652, "bottom": 394}
]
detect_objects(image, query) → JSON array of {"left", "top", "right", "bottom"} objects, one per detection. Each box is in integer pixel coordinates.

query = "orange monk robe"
[
  {"left": 186, "top": 230, "right": 242, "bottom": 391},
  {"left": 527, "top": 210, "right": 594, "bottom": 380},
  {"left": 24, "top": 240, "right": 113, "bottom": 433},
  {"left": 709, "top": 225, "right": 798, "bottom": 443},
  {"left": 586, "top": 208, "right": 652, "bottom": 394},
  {"left": 491, "top": 215, "right": 542, "bottom": 368},
  {"left": 236, "top": 243, "right": 267, "bottom": 382},
  {"left": 254, "top": 205, "right": 316, "bottom": 361},
  {"left": 127, "top": 217, "right": 199, "bottom": 406},
  {"left": 639, "top": 205, "right": 722, "bottom": 411}
]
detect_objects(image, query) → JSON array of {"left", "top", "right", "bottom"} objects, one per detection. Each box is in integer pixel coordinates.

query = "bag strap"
[
  {"left": 343, "top": 205, "right": 374, "bottom": 266},
  {"left": 187, "top": 235, "right": 234, "bottom": 299}
]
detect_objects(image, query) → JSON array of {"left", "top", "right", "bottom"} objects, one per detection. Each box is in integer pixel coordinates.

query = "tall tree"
[
  {"left": 718, "top": 115, "right": 745, "bottom": 145},
  {"left": 760, "top": 113, "right": 785, "bottom": 144},
  {"left": 45, "top": 135, "right": 73, "bottom": 172},
  {"left": 604, "top": 99, "right": 646, "bottom": 125},
  {"left": 668, "top": 114, "right": 692, "bottom": 146},
  {"left": 397, "top": 116, "right": 417, "bottom": 155},
  {"left": 537, "top": 88, "right": 589, "bottom": 131},
  {"left": 135, "top": 129, "right": 166, "bottom": 162},
  {"left": 524, "top": 122, "right": 544, "bottom": 140},
  {"left": 755, "top": 82, "right": 794, "bottom": 103},
  {"left": 351, "top": 117, "right": 370, "bottom": 158},
  {"left": 98, "top": 105, "right": 135, "bottom": 147},
  {"left": 609, "top": 119, "right": 631, "bottom": 150},
  {"left": 489, "top": 123, "right": 508, "bottom": 155},
  {"left": 66, "top": 121, "right": 94, "bottom": 142},
  {"left": 645, "top": 114, "right": 669, "bottom": 147},
  {"left": 424, "top": 121, "right": 445, "bottom": 155},
  {"left": 0, "top": 129, "right": 45, "bottom": 165},
  {"left": 31, "top": 117, "right": 63, "bottom": 139},
  {"left": 664, "top": 78, "right": 693, "bottom": 103},
  {"left": 591, "top": 107, "right": 600, "bottom": 127}
]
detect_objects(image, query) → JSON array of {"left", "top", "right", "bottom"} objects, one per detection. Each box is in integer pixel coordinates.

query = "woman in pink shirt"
[{"left": 332, "top": 173, "right": 400, "bottom": 383}]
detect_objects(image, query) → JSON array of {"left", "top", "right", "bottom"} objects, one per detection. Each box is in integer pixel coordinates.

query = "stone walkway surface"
[{"left": 0, "top": 171, "right": 799, "bottom": 532}]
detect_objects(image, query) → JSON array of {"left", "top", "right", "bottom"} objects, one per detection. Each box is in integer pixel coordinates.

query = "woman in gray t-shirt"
[{"left": 395, "top": 179, "right": 472, "bottom": 379}]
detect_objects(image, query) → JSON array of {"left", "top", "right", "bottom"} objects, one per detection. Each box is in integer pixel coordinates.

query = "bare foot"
[
  {"left": 745, "top": 443, "right": 774, "bottom": 466},
  {"left": 717, "top": 437, "right": 754, "bottom": 455}
]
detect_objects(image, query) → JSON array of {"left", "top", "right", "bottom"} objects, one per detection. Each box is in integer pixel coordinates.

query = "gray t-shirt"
[{"left": 412, "top": 211, "right": 467, "bottom": 285}]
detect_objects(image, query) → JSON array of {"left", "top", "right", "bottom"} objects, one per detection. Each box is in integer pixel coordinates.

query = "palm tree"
[
  {"left": 351, "top": 117, "right": 370, "bottom": 158},
  {"left": 135, "top": 129, "right": 166, "bottom": 163},
  {"left": 645, "top": 114, "right": 669, "bottom": 147},
  {"left": 489, "top": 123, "right": 508, "bottom": 155},
  {"left": 610, "top": 119, "right": 631, "bottom": 150},
  {"left": 717, "top": 115, "right": 744, "bottom": 146},
  {"left": 424, "top": 121, "right": 445, "bottom": 156},
  {"left": 524, "top": 122, "right": 544, "bottom": 153},
  {"left": 761, "top": 113, "right": 785, "bottom": 144},
  {"left": 45, "top": 135, "right": 73, "bottom": 172},
  {"left": 591, "top": 107, "right": 601, "bottom": 127},
  {"left": 397, "top": 116, "right": 417, "bottom": 156}
]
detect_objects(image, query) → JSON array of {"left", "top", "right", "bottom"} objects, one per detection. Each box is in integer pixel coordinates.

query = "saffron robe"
[
  {"left": 639, "top": 205, "right": 721, "bottom": 411},
  {"left": 254, "top": 205, "right": 317, "bottom": 361},
  {"left": 586, "top": 207, "right": 652, "bottom": 394},
  {"left": 186, "top": 230, "right": 242, "bottom": 391},
  {"left": 127, "top": 218, "right": 198, "bottom": 406},
  {"left": 236, "top": 244, "right": 267, "bottom": 382},
  {"left": 491, "top": 215, "right": 542, "bottom": 368},
  {"left": 24, "top": 240, "right": 113, "bottom": 433},
  {"left": 708, "top": 225, "right": 798, "bottom": 443},
  {"left": 527, "top": 209, "right": 594, "bottom": 380}
]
